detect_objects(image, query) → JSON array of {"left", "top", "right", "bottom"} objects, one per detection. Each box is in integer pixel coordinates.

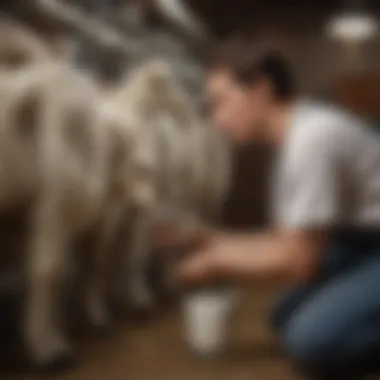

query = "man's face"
[{"left": 207, "top": 70, "right": 271, "bottom": 144}]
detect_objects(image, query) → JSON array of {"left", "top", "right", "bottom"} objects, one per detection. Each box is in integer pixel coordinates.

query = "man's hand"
[
  {"left": 176, "top": 249, "right": 216, "bottom": 283},
  {"left": 176, "top": 233, "right": 234, "bottom": 283},
  {"left": 175, "top": 229, "right": 328, "bottom": 285}
]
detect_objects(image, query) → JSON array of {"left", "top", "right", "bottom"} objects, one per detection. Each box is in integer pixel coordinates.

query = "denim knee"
[
  {"left": 282, "top": 321, "right": 345, "bottom": 379},
  {"left": 269, "top": 287, "right": 312, "bottom": 332}
]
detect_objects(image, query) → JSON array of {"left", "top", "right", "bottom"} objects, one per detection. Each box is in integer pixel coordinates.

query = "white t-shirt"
[{"left": 272, "top": 100, "right": 380, "bottom": 230}]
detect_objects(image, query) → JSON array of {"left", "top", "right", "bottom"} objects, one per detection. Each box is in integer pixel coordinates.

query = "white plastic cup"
[{"left": 181, "top": 289, "right": 238, "bottom": 357}]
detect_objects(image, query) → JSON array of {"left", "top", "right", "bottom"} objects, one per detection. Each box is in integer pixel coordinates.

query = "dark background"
[{"left": 190, "top": 0, "right": 380, "bottom": 37}]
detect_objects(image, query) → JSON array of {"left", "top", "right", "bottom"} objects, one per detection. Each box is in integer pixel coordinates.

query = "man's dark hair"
[{"left": 208, "top": 36, "right": 295, "bottom": 101}]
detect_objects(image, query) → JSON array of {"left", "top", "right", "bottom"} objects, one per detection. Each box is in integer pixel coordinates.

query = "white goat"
[
  {"left": 0, "top": 62, "right": 115, "bottom": 368},
  {"left": 107, "top": 59, "right": 233, "bottom": 310}
]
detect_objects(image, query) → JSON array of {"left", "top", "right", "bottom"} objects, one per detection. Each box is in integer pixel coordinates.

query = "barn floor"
[{"left": 0, "top": 285, "right": 304, "bottom": 380}]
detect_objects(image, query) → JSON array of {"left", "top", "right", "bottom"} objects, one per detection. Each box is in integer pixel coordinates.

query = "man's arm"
[
  {"left": 179, "top": 120, "right": 342, "bottom": 285},
  {"left": 179, "top": 229, "right": 329, "bottom": 284}
]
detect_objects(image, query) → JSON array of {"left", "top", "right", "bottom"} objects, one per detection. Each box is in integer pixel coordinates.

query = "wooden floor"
[{"left": 0, "top": 285, "right": 304, "bottom": 380}]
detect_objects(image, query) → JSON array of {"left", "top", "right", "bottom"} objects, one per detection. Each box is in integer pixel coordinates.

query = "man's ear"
[{"left": 246, "top": 76, "right": 271, "bottom": 98}]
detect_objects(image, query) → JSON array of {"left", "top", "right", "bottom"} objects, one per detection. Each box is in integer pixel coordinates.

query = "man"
[{"left": 176, "top": 37, "right": 380, "bottom": 379}]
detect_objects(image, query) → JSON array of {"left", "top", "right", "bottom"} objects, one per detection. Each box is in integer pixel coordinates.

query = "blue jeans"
[{"left": 270, "top": 228, "right": 380, "bottom": 379}]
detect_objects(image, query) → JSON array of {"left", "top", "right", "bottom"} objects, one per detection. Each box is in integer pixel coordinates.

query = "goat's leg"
[
  {"left": 127, "top": 216, "right": 155, "bottom": 312},
  {"left": 24, "top": 198, "right": 71, "bottom": 370},
  {"left": 84, "top": 204, "right": 122, "bottom": 331}
]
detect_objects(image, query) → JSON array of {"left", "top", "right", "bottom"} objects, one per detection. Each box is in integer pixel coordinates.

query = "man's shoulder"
[{"left": 291, "top": 100, "right": 366, "bottom": 146}]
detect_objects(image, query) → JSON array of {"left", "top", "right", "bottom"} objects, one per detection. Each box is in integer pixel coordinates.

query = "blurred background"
[{"left": 0, "top": 1, "right": 379, "bottom": 379}]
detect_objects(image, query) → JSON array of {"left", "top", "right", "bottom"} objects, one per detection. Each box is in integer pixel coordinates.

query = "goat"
[{"left": 0, "top": 62, "right": 114, "bottom": 369}]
